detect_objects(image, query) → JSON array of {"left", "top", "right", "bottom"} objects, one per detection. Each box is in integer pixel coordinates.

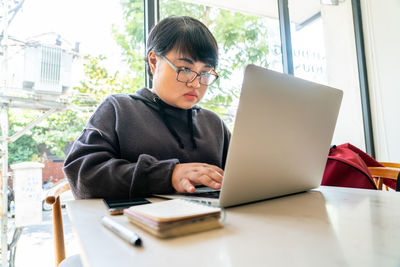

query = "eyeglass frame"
[{"left": 160, "top": 55, "right": 219, "bottom": 86}]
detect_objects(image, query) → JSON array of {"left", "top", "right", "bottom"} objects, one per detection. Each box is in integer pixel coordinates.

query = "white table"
[{"left": 67, "top": 186, "right": 400, "bottom": 267}]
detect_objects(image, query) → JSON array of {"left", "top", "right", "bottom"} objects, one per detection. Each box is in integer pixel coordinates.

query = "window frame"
[{"left": 143, "top": 0, "right": 374, "bottom": 157}]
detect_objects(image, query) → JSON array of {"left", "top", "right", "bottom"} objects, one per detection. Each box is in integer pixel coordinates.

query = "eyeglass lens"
[{"left": 177, "top": 70, "right": 217, "bottom": 85}]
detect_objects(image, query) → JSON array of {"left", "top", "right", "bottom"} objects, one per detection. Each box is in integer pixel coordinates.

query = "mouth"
[{"left": 183, "top": 92, "right": 198, "bottom": 101}]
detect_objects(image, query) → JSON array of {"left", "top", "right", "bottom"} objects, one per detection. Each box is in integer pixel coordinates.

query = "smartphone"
[{"left": 103, "top": 198, "right": 151, "bottom": 215}]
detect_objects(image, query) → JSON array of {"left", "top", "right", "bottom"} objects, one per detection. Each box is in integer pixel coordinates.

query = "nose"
[{"left": 186, "top": 76, "right": 201, "bottom": 88}]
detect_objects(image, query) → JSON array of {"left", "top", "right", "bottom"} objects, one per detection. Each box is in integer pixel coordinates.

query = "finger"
[
  {"left": 191, "top": 163, "right": 224, "bottom": 176},
  {"left": 180, "top": 178, "right": 196, "bottom": 193},
  {"left": 205, "top": 164, "right": 224, "bottom": 176},
  {"left": 204, "top": 168, "right": 223, "bottom": 183},
  {"left": 196, "top": 175, "right": 221, "bottom": 190}
]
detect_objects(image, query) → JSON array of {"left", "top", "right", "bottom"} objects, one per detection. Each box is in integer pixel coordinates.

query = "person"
[{"left": 63, "top": 16, "right": 231, "bottom": 199}]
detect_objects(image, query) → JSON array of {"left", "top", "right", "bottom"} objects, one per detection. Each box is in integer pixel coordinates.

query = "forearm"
[{"left": 64, "top": 151, "right": 178, "bottom": 199}]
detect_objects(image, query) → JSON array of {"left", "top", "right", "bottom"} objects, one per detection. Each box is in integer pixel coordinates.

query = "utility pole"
[{"left": 1, "top": 0, "right": 10, "bottom": 265}]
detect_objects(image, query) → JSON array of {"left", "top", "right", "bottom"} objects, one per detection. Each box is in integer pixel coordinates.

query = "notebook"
[
  {"left": 124, "top": 199, "right": 223, "bottom": 238},
  {"left": 156, "top": 64, "right": 343, "bottom": 208}
]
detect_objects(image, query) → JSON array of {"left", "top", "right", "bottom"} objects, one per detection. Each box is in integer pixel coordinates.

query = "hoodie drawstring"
[{"left": 187, "top": 109, "right": 197, "bottom": 149}]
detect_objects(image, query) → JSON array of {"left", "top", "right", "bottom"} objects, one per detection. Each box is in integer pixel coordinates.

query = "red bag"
[{"left": 321, "top": 143, "right": 396, "bottom": 190}]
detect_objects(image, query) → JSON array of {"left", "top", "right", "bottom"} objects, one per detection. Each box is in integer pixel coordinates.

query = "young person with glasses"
[{"left": 64, "top": 16, "right": 231, "bottom": 199}]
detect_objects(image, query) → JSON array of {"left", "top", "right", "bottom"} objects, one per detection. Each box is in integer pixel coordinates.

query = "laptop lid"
[
  {"left": 156, "top": 64, "right": 343, "bottom": 208},
  {"left": 218, "top": 64, "right": 342, "bottom": 207}
]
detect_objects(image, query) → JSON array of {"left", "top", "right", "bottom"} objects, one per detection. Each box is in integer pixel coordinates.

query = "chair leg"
[
  {"left": 9, "top": 227, "right": 23, "bottom": 267},
  {"left": 377, "top": 178, "right": 383, "bottom": 190},
  {"left": 384, "top": 184, "right": 389, "bottom": 191},
  {"left": 372, "top": 177, "right": 378, "bottom": 188},
  {"left": 53, "top": 197, "right": 66, "bottom": 266}
]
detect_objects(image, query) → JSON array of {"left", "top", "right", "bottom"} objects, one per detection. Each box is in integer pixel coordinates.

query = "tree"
[
  {"left": 8, "top": 126, "right": 40, "bottom": 164},
  {"left": 112, "top": 0, "right": 146, "bottom": 91}
]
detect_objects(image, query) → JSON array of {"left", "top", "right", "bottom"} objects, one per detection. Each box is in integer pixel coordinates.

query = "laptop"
[{"left": 156, "top": 64, "right": 343, "bottom": 208}]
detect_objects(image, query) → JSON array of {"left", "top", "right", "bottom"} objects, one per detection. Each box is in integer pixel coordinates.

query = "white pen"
[{"left": 101, "top": 216, "right": 142, "bottom": 247}]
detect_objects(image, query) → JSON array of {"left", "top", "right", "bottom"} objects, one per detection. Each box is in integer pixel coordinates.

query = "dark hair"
[{"left": 145, "top": 16, "right": 218, "bottom": 78}]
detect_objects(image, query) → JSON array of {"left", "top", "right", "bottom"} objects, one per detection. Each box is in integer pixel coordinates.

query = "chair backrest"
[
  {"left": 45, "top": 182, "right": 71, "bottom": 266},
  {"left": 368, "top": 163, "right": 400, "bottom": 191},
  {"left": 380, "top": 162, "right": 400, "bottom": 168}
]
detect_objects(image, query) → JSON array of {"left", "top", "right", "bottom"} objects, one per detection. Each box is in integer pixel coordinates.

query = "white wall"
[{"left": 362, "top": 0, "right": 400, "bottom": 161}]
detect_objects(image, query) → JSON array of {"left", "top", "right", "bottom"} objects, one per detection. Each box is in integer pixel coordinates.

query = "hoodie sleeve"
[{"left": 63, "top": 97, "right": 178, "bottom": 199}]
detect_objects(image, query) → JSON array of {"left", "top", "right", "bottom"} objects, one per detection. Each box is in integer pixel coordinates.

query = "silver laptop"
[{"left": 157, "top": 64, "right": 343, "bottom": 208}]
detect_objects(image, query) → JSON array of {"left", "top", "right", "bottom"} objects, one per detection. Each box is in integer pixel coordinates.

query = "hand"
[{"left": 171, "top": 163, "right": 224, "bottom": 193}]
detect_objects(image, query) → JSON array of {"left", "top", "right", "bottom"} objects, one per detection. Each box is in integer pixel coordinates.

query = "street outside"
[{"left": 13, "top": 207, "right": 79, "bottom": 267}]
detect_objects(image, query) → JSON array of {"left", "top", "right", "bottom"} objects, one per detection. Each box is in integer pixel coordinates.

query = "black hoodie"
[{"left": 63, "top": 88, "right": 231, "bottom": 199}]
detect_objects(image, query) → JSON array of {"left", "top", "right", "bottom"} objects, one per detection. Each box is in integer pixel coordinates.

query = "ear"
[{"left": 148, "top": 51, "right": 158, "bottom": 75}]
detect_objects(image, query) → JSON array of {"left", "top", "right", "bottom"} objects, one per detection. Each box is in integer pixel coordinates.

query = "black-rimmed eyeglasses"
[{"left": 161, "top": 55, "right": 219, "bottom": 86}]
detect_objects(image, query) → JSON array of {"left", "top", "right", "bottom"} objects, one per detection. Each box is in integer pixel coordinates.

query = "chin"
[
  {"left": 177, "top": 100, "right": 198, "bottom": 110},
  {"left": 180, "top": 104, "right": 195, "bottom": 110}
]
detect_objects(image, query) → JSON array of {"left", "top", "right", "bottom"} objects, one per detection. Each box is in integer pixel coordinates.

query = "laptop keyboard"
[{"left": 183, "top": 190, "right": 220, "bottom": 199}]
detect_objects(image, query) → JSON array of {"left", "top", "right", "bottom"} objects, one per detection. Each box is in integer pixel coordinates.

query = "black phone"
[{"left": 103, "top": 198, "right": 151, "bottom": 215}]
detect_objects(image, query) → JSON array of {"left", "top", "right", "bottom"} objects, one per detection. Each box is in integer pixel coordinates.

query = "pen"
[{"left": 101, "top": 216, "right": 142, "bottom": 247}]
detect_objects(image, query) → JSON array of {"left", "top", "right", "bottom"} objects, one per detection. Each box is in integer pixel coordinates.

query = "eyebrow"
[{"left": 176, "top": 57, "right": 213, "bottom": 69}]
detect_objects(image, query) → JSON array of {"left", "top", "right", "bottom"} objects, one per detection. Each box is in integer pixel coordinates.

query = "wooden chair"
[
  {"left": 368, "top": 162, "right": 400, "bottom": 191},
  {"left": 45, "top": 182, "right": 83, "bottom": 267}
]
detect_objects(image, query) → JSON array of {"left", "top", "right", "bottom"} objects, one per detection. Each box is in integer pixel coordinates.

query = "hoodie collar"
[{"left": 130, "top": 88, "right": 198, "bottom": 149}]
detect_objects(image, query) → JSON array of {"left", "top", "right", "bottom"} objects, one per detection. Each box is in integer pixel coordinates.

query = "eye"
[
  {"left": 181, "top": 67, "right": 193, "bottom": 74},
  {"left": 200, "top": 72, "right": 212, "bottom": 77}
]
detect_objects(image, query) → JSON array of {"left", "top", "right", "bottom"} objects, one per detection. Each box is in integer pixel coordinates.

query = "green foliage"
[
  {"left": 75, "top": 54, "right": 131, "bottom": 104},
  {"left": 160, "top": 0, "right": 211, "bottom": 22},
  {"left": 213, "top": 10, "right": 269, "bottom": 70},
  {"left": 6, "top": 112, "right": 39, "bottom": 164},
  {"left": 8, "top": 131, "right": 39, "bottom": 165},
  {"left": 31, "top": 109, "right": 87, "bottom": 158},
  {"left": 112, "top": 0, "right": 145, "bottom": 89}
]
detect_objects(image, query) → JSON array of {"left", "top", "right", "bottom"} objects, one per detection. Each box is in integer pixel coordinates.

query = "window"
[
  {"left": 159, "top": 0, "right": 282, "bottom": 126},
  {"left": 288, "top": 0, "right": 366, "bottom": 150}
]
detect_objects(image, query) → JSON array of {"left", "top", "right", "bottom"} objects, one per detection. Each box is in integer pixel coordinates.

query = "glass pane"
[
  {"left": 4, "top": 0, "right": 145, "bottom": 161},
  {"left": 159, "top": 0, "right": 282, "bottom": 127},
  {"left": 291, "top": 15, "right": 326, "bottom": 84},
  {"left": 289, "top": 0, "right": 366, "bottom": 150}
]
